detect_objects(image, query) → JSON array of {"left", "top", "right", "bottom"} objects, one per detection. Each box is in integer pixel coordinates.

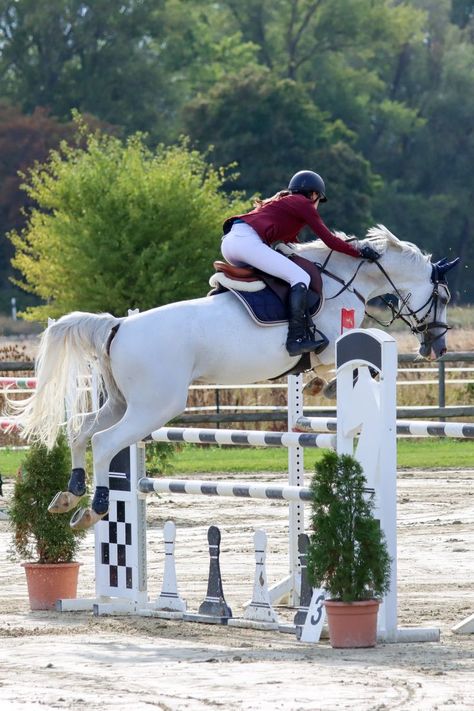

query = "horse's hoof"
[
  {"left": 70, "top": 507, "right": 108, "bottom": 531},
  {"left": 303, "top": 376, "right": 327, "bottom": 396},
  {"left": 322, "top": 378, "right": 337, "bottom": 400},
  {"left": 48, "top": 491, "right": 82, "bottom": 514}
]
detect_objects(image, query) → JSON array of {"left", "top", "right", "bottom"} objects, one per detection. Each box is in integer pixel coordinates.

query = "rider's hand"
[{"left": 359, "top": 245, "right": 381, "bottom": 261}]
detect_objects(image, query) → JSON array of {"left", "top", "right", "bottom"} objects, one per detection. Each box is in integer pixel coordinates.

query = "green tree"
[
  {"left": 0, "top": 103, "right": 110, "bottom": 302},
  {"left": 184, "top": 68, "right": 377, "bottom": 233},
  {"left": 9, "top": 122, "right": 249, "bottom": 320},
  {"left": 307, "top": 450, "right": 391, "bottom": 603},
  {"left": 0, "top": 0, "right": 261, "bottom": 143},
  {"left": 369, "top": 1, "right": 474, "bottom": 300},
  {"left": 9, "top": 434, "right": 86, "bottom": 564},
  {"left": 216, "top": 0, "right": 425, "bottom": 83},
  {"left": 1, "top": 0, "right": 472, "bottom": 301},
  {"left": 450, "top": 0, "right": 474, "bottom": 29},
  {"left": 0, "top": 0, "right": 176, "bottom": 138}
]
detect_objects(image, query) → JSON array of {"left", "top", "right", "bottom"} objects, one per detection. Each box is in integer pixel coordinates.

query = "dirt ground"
[{"left": 0, "top": 468, "right": 473, "bottom": 711}]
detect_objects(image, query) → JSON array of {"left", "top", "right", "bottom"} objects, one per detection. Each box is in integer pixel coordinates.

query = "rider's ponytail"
[{"left": 254, "top": 190, "right": 291, "bottom": 208}]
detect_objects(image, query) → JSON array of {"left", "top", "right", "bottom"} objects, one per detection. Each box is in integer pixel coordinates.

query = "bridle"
[
  {"left": 365, "top": 261, "right": 451, "bottom": 345},
  {"left": 318, "top": 250, "right": 452, "bottom": 344}
]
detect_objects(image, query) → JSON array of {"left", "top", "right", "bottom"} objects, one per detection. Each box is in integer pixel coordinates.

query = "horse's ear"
[
  {"left": 439, "top": 257, "right": 460, "bottom": 274},
  {"left": 433, "top": 257, "right": 460, "bottom": 280}
]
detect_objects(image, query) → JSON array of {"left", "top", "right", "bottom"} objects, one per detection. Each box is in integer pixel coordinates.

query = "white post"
[
  {"left": 335, "top": 328, "right": 398, "bottom": 641},
  {"left": 377, "top": 334, "right": 398, "bottom": 640},
  {"left": 287, "top": 373, "right": 305, "bottom": 606},
  {"left": 267, "top": 373, "right": 305, "bottom": 606}
]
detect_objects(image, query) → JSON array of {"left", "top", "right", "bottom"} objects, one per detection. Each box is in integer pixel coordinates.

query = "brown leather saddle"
[{"left": 212, "top": 254, "right": 323, "bottom": 304}]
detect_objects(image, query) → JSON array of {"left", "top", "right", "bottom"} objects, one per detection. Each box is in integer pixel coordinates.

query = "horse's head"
[
  {"left": 365, "top": 226, "right": 460, "bottom": 360},
  {"left": 416, "top": 257, "right": 459, "bottom": 358}
]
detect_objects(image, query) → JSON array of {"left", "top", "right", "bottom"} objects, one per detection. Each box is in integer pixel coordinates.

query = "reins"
[
  {"left": 318, "top": 250, "right": 366, "bottom": 305},
  {"left": 317, "top": 250, "right": 451, "bottom": 343}
]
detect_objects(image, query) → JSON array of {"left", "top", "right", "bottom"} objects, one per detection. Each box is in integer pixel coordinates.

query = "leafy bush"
[
  {"left": 145, "top": 441, "right": 180, "bottom": 476},
  {"left": 8, "top": 434, "right": 86, "bottom": 563},
  {"left": 9, "top": 118, "right": 250, "bottom": 320},
  {"left": 307, "top": 450, "right": 391, "bottom": 602}
]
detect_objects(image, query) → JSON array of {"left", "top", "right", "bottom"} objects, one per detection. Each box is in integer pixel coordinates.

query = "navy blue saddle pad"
[{"left": 229, "top": 286, "right": 321, "bottom": 326}]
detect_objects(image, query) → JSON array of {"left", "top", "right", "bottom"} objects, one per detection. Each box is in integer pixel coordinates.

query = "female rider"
[{"left": 222, "top": 170, "right": 380, "bottom": 357}]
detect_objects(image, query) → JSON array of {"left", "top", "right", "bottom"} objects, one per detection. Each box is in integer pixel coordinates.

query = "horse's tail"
[{"left": 7, "top": 311, "right": 122, "bottom": 449}]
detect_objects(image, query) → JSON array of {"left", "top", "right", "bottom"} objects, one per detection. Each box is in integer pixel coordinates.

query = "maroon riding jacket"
[{"left": 225, "top": 193, "right": 360, "bottom": 258}]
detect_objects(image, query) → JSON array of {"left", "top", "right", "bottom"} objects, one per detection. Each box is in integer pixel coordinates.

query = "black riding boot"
[{"left": 286, "top": 283, "right": 328, "bottom": 356}]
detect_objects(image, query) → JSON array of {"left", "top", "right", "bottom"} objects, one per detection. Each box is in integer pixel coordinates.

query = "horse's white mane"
[
  {"left": 365, "top": 224, "right": 431, "bottom": 264},
  {"left": 294, "top": 223, "right": 431, "bottom": 265}
]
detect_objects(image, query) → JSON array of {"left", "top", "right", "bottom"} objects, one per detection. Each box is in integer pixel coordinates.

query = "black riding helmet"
[{"left": 288, "top": 170, "right": 328, "bottom": 202}]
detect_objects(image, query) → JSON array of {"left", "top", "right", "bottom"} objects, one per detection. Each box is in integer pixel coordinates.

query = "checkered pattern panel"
[{"left": 100, "top": 499, "right": 134, "bottom": 590}]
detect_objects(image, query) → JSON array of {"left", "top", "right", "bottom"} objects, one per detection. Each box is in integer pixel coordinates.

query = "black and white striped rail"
[
  {"left": 138, "top": 477, "right": 313, "bottom": 501},
  {"left": 138, "top": 477, "right": 375, "bottom": 501},
  {"left": 295, "top": 416, "right": 474, "bottom": 439},
  {"left": 150, "top": 426, "right": 336, "bottom": 449}
]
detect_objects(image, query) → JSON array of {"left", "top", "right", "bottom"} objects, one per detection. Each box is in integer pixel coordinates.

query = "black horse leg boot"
[{"left": 286, "top": 283, "right": 319, "bottom": 356}]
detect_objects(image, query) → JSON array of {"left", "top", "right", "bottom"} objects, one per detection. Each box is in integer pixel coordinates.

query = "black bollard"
[{"left": 184, "top": 525, "right": 232, "bottom": 624}]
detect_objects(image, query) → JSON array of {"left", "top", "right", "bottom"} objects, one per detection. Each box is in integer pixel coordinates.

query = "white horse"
[{"left": 10, "top": 225, "right": 458, "bottom": 529}]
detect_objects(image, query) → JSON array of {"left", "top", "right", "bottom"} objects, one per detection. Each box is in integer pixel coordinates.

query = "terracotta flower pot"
[
  {"left": 22, "top": 562, "right": 80, "bottom": 611},
  {"left": 324, "top": 599, "right": 380, "bottom": 648}
]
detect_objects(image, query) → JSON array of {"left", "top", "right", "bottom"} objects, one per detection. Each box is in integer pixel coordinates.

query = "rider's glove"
[{"left": 359, "top": 245, "right": 381, "bottom": 261}]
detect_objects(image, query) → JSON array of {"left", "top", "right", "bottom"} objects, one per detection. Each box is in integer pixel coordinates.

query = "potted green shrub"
[
  {"left": 8, "top": 434, "right": 86, "bottom": 610},
  {"left": 307, "top": 450, "right": 392, "bottom": 648}
]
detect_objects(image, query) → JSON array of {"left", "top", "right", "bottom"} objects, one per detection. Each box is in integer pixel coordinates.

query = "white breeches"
[{"left": 221, "top": 223, "right": 310, "bottom": 288}]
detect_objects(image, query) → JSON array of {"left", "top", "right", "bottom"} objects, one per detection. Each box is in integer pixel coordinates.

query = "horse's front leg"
[
  {"left": 304, "top": 362, "right": 336, "bottom": 397},
  {"left": 48, "top": 398, "right": 126, "bottom": 515}
]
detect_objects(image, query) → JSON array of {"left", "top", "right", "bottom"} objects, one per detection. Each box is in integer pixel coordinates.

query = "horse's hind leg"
[
  {"left": 70, "top": 396, "right": 187, "bottom": 530},
  {"left": 48, "top": 397, "right": 126, "bottom": 514}
]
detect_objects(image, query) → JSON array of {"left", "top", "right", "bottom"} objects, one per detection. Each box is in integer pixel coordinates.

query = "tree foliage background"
[
  {"left": 0, "top": 0, "right": 473, "bottom": 313},
  {"left": 10, "top": 124, "right": 248, "bottom": 319}
]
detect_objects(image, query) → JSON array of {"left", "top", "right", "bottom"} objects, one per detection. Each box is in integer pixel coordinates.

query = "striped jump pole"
[
  {"left": 149, "top": 427, "right": 335, "bottom": 450},
  {"left": 138, "top": 477, "right": 376, "bottom": 502},
  {"left": 138, "top": 478, "right": 315, "bottom": 502},
  {"left": 295, "top": 415, "right": 474, "bottom": 439},
  {"left": 0, "top": 377, "right": 37, "bottom": 390},
  {"left": 0, "top": 377, "right": 35, "bottom": 432},
  {"left": 0, "top": 419, "right": 18, "bottom": 431}
]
